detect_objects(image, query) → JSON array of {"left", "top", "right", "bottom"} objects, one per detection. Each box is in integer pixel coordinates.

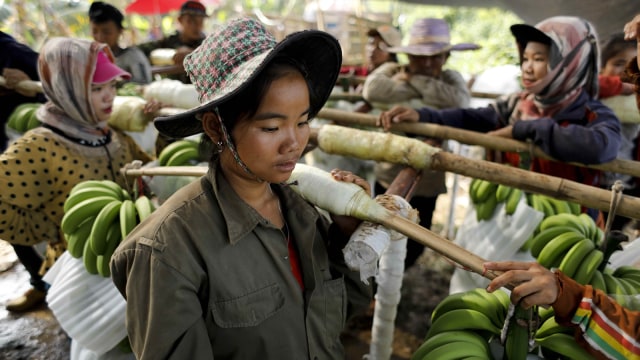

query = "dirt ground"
[{"left": 0, "top": 173, "right": 469, "bottom": 360}]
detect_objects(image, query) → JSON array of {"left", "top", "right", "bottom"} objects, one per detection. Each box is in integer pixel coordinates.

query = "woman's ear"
[{"left": 202, "top": 111, "right": 222, "bottom": 142}]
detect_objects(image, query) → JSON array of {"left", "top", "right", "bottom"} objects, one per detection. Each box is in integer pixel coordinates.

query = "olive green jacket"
[{"left": 111, "top": 164, "right": 371, "bottom": 359}]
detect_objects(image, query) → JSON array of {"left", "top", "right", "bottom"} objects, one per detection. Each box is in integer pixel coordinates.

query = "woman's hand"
[
  {"left": 143, "top": 98, "right": 163, "bottom": 115},
  {"left": 2, "top": 68, "right": 36, "bottom": 97},
  {"left": 484, "top": 261, "right": 559, "bottom": 309},
  {"left": 377, "top": 105, "right": 419, "bottom": 132},
  {"left": 329, "top": 169, "right": 371, "bottom": 235}
]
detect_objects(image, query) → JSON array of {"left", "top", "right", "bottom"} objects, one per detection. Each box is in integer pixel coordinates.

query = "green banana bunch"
[
  {"left": 426, "top": 308, "right": 501, "bottom": 338},
  {"left": 469, "top": 179, "right": 500, "bottom": 221},
  {"left": 536, "top": 231, "right": 586, "bottom": 269},
  {"left": 526, "top": 194, "right": 581, "bottom": 218},
  {"left": 7, "top": 103, "right": 41, "bottom": 133},
  {"left": 430, "top": 288, "right": 509, "bottom": 329},
  {"left": 411, "top": 330, "right": 492, "bottom": 360},
  {"left": 157, "top": 140, "right": 200, "bottom": 166},
  {"left": 62, "top": 180, "right": 157, "bottom": 276}
]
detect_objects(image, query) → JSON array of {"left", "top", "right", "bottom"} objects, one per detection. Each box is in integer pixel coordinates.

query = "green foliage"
[
  {"left": 391, "top": 5, "right": 523, "bottom": 76},
  {"left": 3, "top": 0, "right": 522, "bottom": 77}
]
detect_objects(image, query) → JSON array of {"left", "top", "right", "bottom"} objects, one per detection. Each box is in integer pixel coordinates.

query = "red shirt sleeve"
[{"left": 598, "top": 75, "right": 623, "bottom": 99}]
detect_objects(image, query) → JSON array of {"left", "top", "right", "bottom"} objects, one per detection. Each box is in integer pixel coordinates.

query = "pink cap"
[{"left": 92, "top": 51, "right": 131, "bottom": 84}]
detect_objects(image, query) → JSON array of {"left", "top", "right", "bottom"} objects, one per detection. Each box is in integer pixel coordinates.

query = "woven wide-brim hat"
[
  {"left": 154, "top": 17, "right": 342, "bottom": 138},
  {"left": 367, "top": 25, "right": 402, "bottom": 48},
  {"left": 387, "top": 18, "right": 479, "bottom": 56}
]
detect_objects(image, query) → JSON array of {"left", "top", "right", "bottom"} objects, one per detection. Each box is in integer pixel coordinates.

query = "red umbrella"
[{"left": 124, "top": 0, "right": 188, "bottom": 15}]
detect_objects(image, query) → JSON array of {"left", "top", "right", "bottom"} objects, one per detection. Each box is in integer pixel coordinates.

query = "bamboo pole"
[
  {"left": 317, "top": 107, "right": 640, "bottom": 178},
  {"left": 0, "top": 76, "right": 43, "bottom": 95},
  {"left": 120, "top": 163, "right": 505, "bottom": 283},
  {"left": 315, "top": 124, "right": 640, "bottom": 220}
]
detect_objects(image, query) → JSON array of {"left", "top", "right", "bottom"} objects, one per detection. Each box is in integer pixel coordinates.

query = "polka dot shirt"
[{"left": 0, "top": 127, "right": 152, "bottom": 273}]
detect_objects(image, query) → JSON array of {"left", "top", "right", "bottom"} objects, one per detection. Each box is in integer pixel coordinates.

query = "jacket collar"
[{"left": 205, "top": 163, "right": 318, "bottom": 245}]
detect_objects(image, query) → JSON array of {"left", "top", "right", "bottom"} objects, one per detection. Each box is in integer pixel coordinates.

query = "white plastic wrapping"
[
  {"left": 449, "top": 197, "right": 542, "bottom": 294},
  {"left": 43, "top": 252, "right": 127, "bottom": 356}
]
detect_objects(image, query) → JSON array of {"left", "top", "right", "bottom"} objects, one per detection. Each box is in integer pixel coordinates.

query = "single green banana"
[
  {"left": 119, "top": 199, "right": 137, "bottom": 239},
  {"left": 589, "top": 270, "right": 607, "bottom": 292},
  {"left": 567, "top": 201, "right": 582, "bottom": 215},
  {"left": 573, "top": 249, "right": 604, "bottom": 285},
  {"left": 548, "top": 197, "right": 573, "bottom": 215},
  {"left": 469, "top": 178, "right": 481, "bottom": 204},
  {"left": 529, "top": 226, "right": 581, "bottom": 258},
  {"left": 536, "top": 232, "right": 584, "bottom": 269},
  {"left": 593, "top": 227, "right": 605, "bottom": 247},
  {"left": 578, "top": 213, "right": 597, "bottom": 243},
  {"left": 537, "top": 306, "right": 555, "bottom": 324},
  {"left": 539, "top": 213, "right": 586, "bottom": 235},
  {"left": 536, "top": 195, "right": 556, "bottom": 218},
  {"left": 69, "top": 179, "right": 124, "bottom": 198},
  {"left": 134, "top": 195, "right": 154, "bottom": 222},
  {"left": 528, "top": 193, "right": 545, "bottom": 215},
  {"left": 534, "top": 316, "right": 573, "bottom": 339},
  {"left": 475, "top": 180, "right": 499, "bottom": 203},
  {"left": 535, "top": 332, "right": 594, "bottom": 359},
  {"left": 63, "top": 186, "right": 122, "bottom": 213},
  {"left": 612, "top": 265, "right": 640, "bottom": 280},
  {"left": 65, "top": 216, "right": 96, "bottom": 258},
  {"left": 504, "top": 305, "right": 533, "bottom": 360},
  {"left": 96, "top": 220, "right": 122, "bottom": 277},
  {"left": 88, "top": 200, "right": 123, "bottom": 255},
  {"left": 505, "top": 188, "right": 523, "bottom": 215},
  {"left": 83, "top": 237, "right": 99, "bottom": 275},
  {"left": 157, "top": 140, "right": 199, "bottom": 166},
  {"left": 614, "top": 276, "right": 639, "bottom": 295},
  {"left": 61, "top": 196, "right": 122, "bottom": 235},
  {"left": 426, "top": 308, "right": 500, "bottom": 338},
  {"left": 602, "top": 272, "right": 626, "bottom": 296},
  {"left": 475, "top": 195, "right": 498, "bottom": 221},
  {"left": 416, "top": 339, "right": 490, "bottom": 360},
  {"left": 495, "top": 184, "right": 514, "bottom": 203},
  {"left": 431, "top": 288, "right": 504, "bottom": 329},
  {"left": 557, "top": 238, "right": 596, "bottom": 279},
  {"left": 165, "top": 147, "right": 199, "bottom": 167},
  {"left": 413, "top": 330, "right": 490, "bottom": 360}
]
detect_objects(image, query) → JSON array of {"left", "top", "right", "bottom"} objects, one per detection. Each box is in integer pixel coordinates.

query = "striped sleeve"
[{"left": 553, "top": 271, "right": 640, "bottom": 360}]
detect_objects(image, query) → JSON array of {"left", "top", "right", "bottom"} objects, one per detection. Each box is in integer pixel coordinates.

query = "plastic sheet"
[
  {"left": 449, "top": 197, "right": 542, "bottom": 294},
  {"left": 43, "top": 252, "right": 127, "bottom": 356}
]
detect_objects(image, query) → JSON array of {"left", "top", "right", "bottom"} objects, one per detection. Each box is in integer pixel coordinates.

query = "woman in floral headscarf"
[
  {"left": 1, "top": 37, "right": 151, "bottom": 312},
  {"left": 376, "top": 16, "right": 621, "bottom": 217}
]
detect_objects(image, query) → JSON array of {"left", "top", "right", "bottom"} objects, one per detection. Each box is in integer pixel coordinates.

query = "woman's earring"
[{"left": 216, "top": 141, "right": 224, "bottom": 153}]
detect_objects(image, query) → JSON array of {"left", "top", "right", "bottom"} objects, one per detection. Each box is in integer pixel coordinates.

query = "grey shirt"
[
  {"left": 115, "top": 46, "right": 153, "bottom": 84},
  {"left": 111, "top": 164, "right": 371, "bottom": 359},
  {"left": 363, "top": 62, "right": 471, "bottom": 197}
]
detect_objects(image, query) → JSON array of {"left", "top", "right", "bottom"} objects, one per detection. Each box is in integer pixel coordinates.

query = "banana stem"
[
  {"left": 315, "top": 124, "right": 640, "bottom": 220},
  {"left": 317, "top": 108, "right": 640, "bottom": 179}
]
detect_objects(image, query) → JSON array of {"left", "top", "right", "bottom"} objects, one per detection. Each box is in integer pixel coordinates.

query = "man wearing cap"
[
  {"left": 362, "top": 18, "right": 479, "bottom": 270},
  {"left": 137, "top": 0, "right": 208, "bottom": 83}
]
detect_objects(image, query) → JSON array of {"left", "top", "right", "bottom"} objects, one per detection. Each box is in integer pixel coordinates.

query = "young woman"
[
  {"left": 110, "top": 18, "right": 373, "bottom": 359},
  {"left": 376, "top": 16, "right": 621, "bottom": 219},
  {"left": 89, "top": 1, "right": 152, "bottom": 84},
  {"left": 2, "top": 37, "right": 152, "bottom": 312}
]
